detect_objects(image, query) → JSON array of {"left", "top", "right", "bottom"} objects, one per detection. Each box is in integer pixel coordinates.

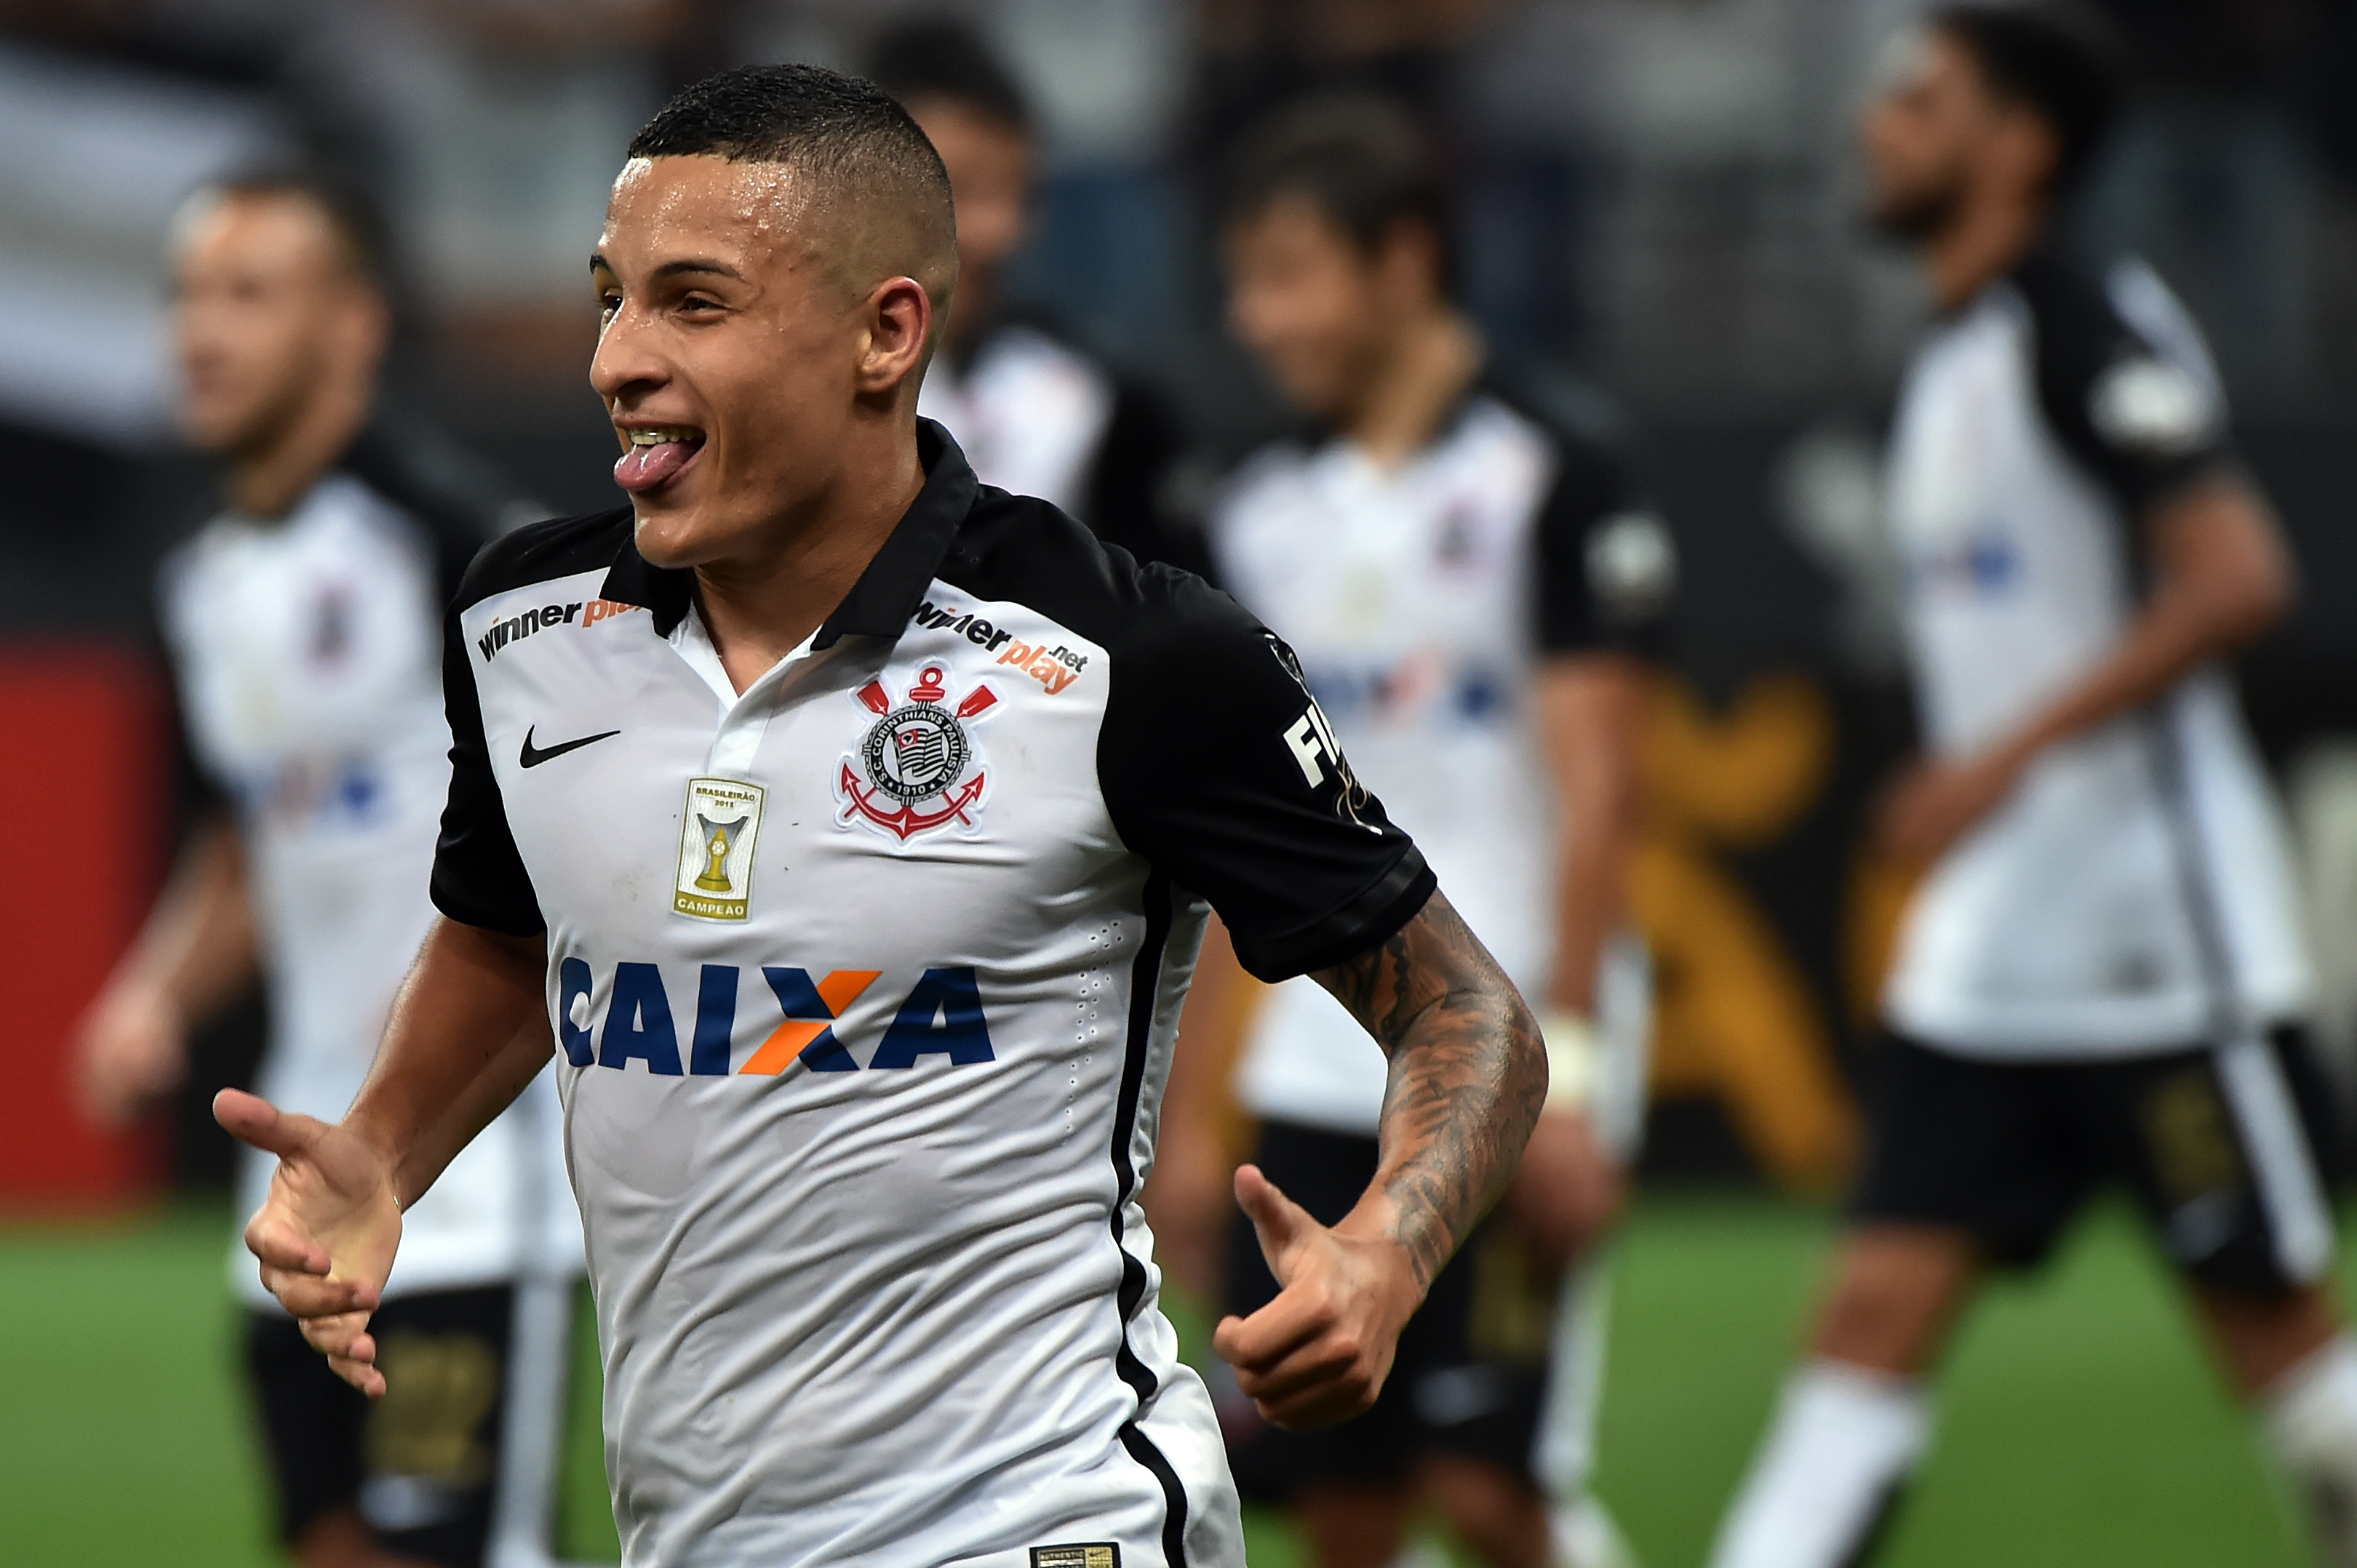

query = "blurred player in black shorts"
[
  {"left": 73, "top": 172, "right": 574, "bottom": 1568},
  {"left": 1707, "top": 9, "right": 2357, "bottom": 1567},
  {"left": 1154, "top": 96, "right": 1672, "bottom": 1568}
]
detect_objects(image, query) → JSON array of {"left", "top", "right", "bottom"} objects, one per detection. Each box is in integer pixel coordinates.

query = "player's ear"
[{"left": 856, "top": 275, "right": 933, "bottom": 401}]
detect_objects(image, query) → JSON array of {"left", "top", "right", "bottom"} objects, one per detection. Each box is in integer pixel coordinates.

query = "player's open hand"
[
  {"left": 214, "top": 1089, "right": 402, "bottom": 1397},
  {"left": 1875, "top": 749, "right": 2023, "bottom": 866},
  {"left": 1211, "top": 1164, "right": 1422, "bottom": 1431}
]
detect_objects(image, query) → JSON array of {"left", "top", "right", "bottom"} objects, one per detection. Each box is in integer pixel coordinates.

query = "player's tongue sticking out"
[{"left": 615, "top": 428, "right": 704, "bottom": 492}]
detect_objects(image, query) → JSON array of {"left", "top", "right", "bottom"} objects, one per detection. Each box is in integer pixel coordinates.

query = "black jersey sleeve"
[
  {"left": 428, "top": 598, "right": 543, "bottom": 936},
  {"left": 427, "top": 545, "right": 554, "bottom": 939},
  {"left": 429, "top": 509, "right": 632, "bottom": 935},
  {"left": 2013, "top": 249, "right": 2233, "bottom": 518},
  {"left": 1493, "top": 371, "right": 1679, "bottom": 660},
  {"left": 1531, "top": 442, "right": 1678, "bottom": 660},
  {"left": 1100, "top": 568, "right": 1435, "bottom": 982}
]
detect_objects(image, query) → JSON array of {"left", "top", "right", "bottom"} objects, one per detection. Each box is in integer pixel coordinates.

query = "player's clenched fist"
[
  {"left": 1211, "top": 1163, "right": 1424, "bottom": 1431},
  {"left": 214, "top": 1088, "right": 404, "bottom": 1397}
]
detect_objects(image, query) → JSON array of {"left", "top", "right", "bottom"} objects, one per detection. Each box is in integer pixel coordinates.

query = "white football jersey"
[
  {"left": 1881, "top": 251, "right": 2312, "bottom": 1056},
  {"left": 1206, "top": 380, "right": 1675, "bottom": 1136},
  {"left": 431, "top": 423, "right": 1432, "bottom": 1567},
  {"left": 920, "top": 320, "right": 1114, "bottom": 516},
  {"left": 158, "top": 460, "right": 576, "bottom": 1305}
]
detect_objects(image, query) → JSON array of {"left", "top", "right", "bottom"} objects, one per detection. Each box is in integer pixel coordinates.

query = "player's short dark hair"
[
  {"left": 869, "top": 16, "right": 1032, "bottom": 135},
  {"left": 1931, "top": 1, "right": 2123, "bottom": 192},
  {"left": 1223, "top": 95, "right": 1453, "bottom": 287},
  {"left": 204, "top": 164, "right": 393, "bottom": 289},
  {"left": 627, "top": 63, "right": 957, "bottom": 303},
  {"left": 629, "top": 62, "right": 949, "bottom": 221}
]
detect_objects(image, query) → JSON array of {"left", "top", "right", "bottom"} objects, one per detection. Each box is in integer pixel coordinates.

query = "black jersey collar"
[{"left": 597, "top": 419, "right": 978, "bottom": 646}]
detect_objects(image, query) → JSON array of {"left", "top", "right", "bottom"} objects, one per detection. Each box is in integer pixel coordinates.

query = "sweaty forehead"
[
  {"left": 601, "top": 152, "right": 950, "bottom": 309},
  {"left": 603, "top": 155, "right": 820, "bottom": 258}
]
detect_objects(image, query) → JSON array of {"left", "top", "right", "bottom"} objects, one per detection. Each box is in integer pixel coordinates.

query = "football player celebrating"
[
  {"left": 213, "top": 65, "right": 1546, "bottom": 1568},
  {"left": 1708, "top": 8, "right": 2357, "bottom": 1567},
  {"left": 1152, "top": 96, "right": 1671, "bottom": 1568},
  {"left": 75, "top": 172, "right": 575, "bottom": 1568}
]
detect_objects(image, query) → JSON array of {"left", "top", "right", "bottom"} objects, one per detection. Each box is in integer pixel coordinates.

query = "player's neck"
[
  {"left": 224, "top": 369, "right": 374, "bottom": 521},
  {"left": 1341, "top": 305, "right": 1483, "bottom": 469},
  {"left": 690, "top": 421, "right": 928, "bottom": 695},
  {"left": 1923, "top": 185, "right": 2048, "bottom": 314}
]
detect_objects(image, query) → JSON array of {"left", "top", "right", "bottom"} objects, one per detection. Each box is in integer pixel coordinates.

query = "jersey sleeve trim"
[
  {"left": 1227, "top": 849, "right": 1437, "bottom": 983},
  {"left": 1077, "top": 558, "right": 1440, "bottom": 986}
]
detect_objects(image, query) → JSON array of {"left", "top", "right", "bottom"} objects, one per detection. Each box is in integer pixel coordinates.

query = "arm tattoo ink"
[{"left": 1311, "top": 891, "right": 1545, "bottom": 1292}]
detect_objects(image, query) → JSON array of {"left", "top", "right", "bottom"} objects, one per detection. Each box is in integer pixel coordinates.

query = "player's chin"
[
  {"left": 1270, "top": 364, "right": 1350, "bottom": 423},
  {"left": 629, "top": 492, "right": 725, "bottom": 569},
  {"left": 1862, "top": 181, "right": 1953, "bottom": 243},
  {"left": 180, "top": 401, "right": 259, "bottom": 457}
]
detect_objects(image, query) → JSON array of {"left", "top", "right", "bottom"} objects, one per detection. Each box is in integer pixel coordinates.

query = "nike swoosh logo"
[{"left": 519, "top": 726, "right": 621, "bottom": 769}]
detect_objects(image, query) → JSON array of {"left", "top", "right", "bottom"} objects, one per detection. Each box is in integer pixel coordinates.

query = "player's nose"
[{"left": 590, "top": 303, "right": 672, "bottom": 404}]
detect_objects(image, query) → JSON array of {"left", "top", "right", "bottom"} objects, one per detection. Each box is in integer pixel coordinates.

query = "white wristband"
[{"left": 1539, "top": 1011, "right": 1600, "bottom": 1116}]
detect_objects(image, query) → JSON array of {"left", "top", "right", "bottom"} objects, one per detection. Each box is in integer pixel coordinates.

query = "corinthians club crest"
[{"left": 838, "top": 664, "right": 998, "bottom": 841}]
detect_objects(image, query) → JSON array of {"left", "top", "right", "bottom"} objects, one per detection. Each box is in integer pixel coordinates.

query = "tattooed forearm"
[{"left": 1310, "top": 890, "right": 1546, "bottom": 1293}]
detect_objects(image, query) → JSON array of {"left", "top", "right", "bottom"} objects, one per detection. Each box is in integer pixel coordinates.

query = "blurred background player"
[
  {"left": 1708, "top": 7, "right": 2357, "bottom": 1567},
  {"left": 1150, "top": 96, "right": 1675, "bottom": 1568},
  {"left": 72, "top": 171, "right": 576, "bottom": 1568},
  {"left": 871, "top": 16, "right": 1195, "bottom": 575}
]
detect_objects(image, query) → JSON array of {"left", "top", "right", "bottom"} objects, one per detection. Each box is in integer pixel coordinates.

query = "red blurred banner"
[{"left": 0, "top": 646, "right": 165, "bottom": 1206}]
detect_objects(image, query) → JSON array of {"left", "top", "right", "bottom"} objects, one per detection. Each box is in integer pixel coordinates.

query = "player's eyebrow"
[
  {"left": 654, "top": 258, "right": 746, "bottom": 283},
  {"left": 588, "top": 256, "right": 748, "bottom": 284}
]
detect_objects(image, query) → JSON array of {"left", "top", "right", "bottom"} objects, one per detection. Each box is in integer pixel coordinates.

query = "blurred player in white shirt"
[
  {"left": 1709, "top": 8, "right": 2357, "bottom": 1567},
  {"left": 75, "top": 172, "right": 575, "bottom": 1568},
  {"left": 1152, "top": 97, "right": 1670, "bottom": 1568}
]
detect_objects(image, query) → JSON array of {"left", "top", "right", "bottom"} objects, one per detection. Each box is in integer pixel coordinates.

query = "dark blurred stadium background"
[{"left": 5, "top": 3, "right": 2357, "bottom": 1564}]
